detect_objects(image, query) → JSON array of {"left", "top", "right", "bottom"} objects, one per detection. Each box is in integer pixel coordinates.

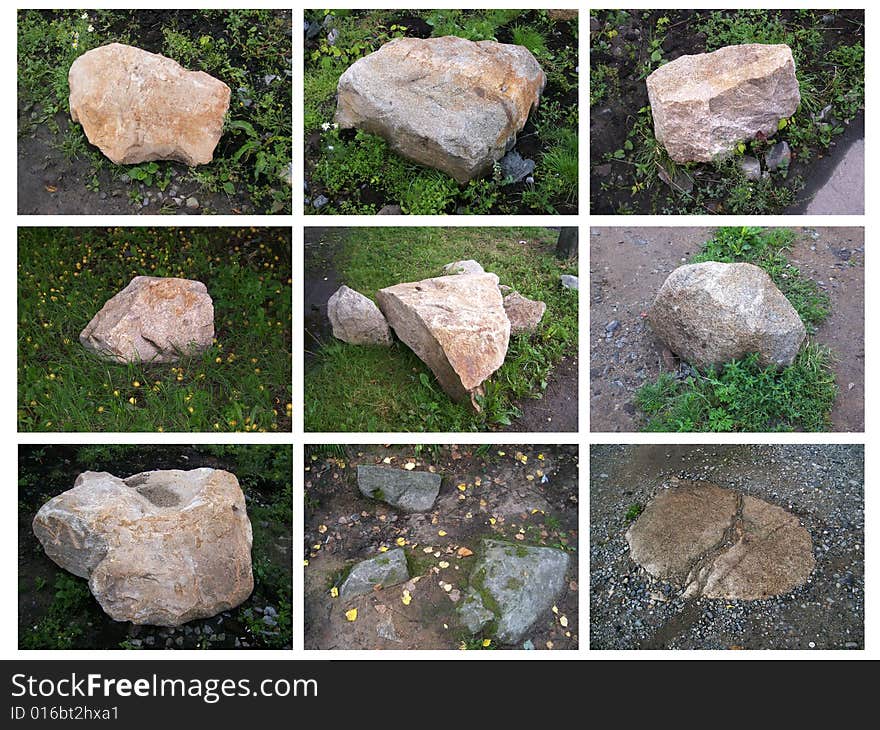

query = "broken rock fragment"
[
  {"left": 80, "top": 276, "right": 214, "bottom": 363},
  {"left": 646, "top": 44, "right": 800, "bottom": 163},
  {"left": 376, "top": 272, "right": 510, "bottom": 406},
  {"left": 69, "top": 43, "right": 231, "bottom": 166},
  {"left": 503, "top": 292, "right": 546, "bottom": 334},
  {"left": 357, "top": 465, "right": 441, "bottom": 512},
  {"left": 339, "top": 549, "right": 410, "bottom": 600},
  {"left": 625, "top": 481, "right": 815, "bottom": 600},
  {"left": 33, "top": 469, "right": 253, "bottom": 626},
  {"left": 335, "top": 36, "right": 545, "bottom": 183},
  {"left": 327, "top": 285, "right": 392, "bottom": 346}
]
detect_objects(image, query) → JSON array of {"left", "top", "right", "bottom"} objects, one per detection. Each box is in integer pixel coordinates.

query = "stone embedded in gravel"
[
  {"left": 69, "top": 43, "right": 231, "bottom": 166},
  {"left": 80, "top": 276, "right": 214, "bottom": 363},
  {"left": 339, "top": 548, "right": 410, "bottom": 600},
  {"left": 646, "top": 44, "right": 800, "bottom": 163},
  {"left": 459, "top": 539, "right": 569, "bottom": 644},
  {"left": 335, "top": 36, "right": 546, "bottom": 183},
  {"left": 442, "top": 259, "right": 485, "bottom": 276},
  {"left": 33, "top": 469, "right": 253, "bottom": 626},
  {"left": 356, "top": 465, "right": 441, "bottom": 512},
  {"left": 376, "top": 273, "right": 510, "bottom": 407},
  {"left": 503, "top": 292, "right": 547, "bottom": 334},
  {"left": 625, "top": 481, "right": 815, "bottom": 600},
  {"left": 327, "top": 285, "right": 392, "bottom": 346},
  {"left": 648, "top": 261, "right": 806, "bottom": 369}
]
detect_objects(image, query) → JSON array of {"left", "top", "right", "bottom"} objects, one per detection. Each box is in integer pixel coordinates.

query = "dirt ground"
[
  {"left": 303, "top": 444, "right": 579, "bottom": 650},
  {"left": 589, "top": 226, "right": 864, "bottom": 432},
  {"left": 590, "top": 444, "right": 864, "bottom": 650}
]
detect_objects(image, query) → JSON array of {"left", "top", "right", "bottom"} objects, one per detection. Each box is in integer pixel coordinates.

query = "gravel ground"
[{"left": 590, "top": 444, "right": 864, "bottom": 650}]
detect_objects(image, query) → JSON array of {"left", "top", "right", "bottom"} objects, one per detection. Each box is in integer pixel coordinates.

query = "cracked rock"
[{"left": 625, "top": 481, "right": 815, "bottom": 600}]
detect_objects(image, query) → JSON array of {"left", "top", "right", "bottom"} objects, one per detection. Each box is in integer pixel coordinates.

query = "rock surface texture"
[
  {"left": 646, "top": 44, "right": 800, "bottom": 163},
  {"left": 376, "top": 273, "right": 510, "bottom": 406},
  {"left": 503, "top": 292, "right": 546, "bottom": 334},
  {"left": 69, "top": 43, "right": 231, "bottom": 166},
  {"left": 327, "top": 285, "right": 392, "bottom": 346},
  {"left": 80, "top": 276, "right": 214, "bottom": 363},
  {"left": 459, "top": 539, "right": 569, "bottom": 643},
  {"left": 335, "top": 36, "right": 545, "bottom": 183},
  {"left": 357, "top": 465, "right": 441, "bottom": 512},
  {"left": 33, "top": 469, "right": 253, "bottom": 626},
  {"left": 647, "top": 261, "right": 805, "bottom": 369},
  {"left": 339, "top": 549, "right": 410, "bottom": 600},
  {"left": 626, "top": 481, "right": 815, "bottom": 600}
]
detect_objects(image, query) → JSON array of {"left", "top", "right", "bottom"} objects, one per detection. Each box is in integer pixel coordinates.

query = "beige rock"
[
  {"left": 442, "top": 260, "right": 486, "bottom": 276},
  {"left": 646, "top": 44, "right": 800, "bottom": 163},
  {"left": 547, "top": 10, "right": 578, "bottom": 21},
  {"left": 376, "top": 273, "right": 510, "bottom": 407},
  {"left": 626, "top": 481, "right": 815, "bottom": 600},
  {"left": 80, "top": 276, "right": 214, "bottom": 363},
  {"left": 336, "top": 36, "right": 545, "bottom": 183},
  {"left": 327, "top": 285, "right": 392, "bottom": 346},
  {"left": 33, "top": 469, "right": 253, "bottom": 626},
  {"left": 647, "top": 261, "right": 805, "bottom": 369},
  {"left": 69, "top": 43, "right": 231, "bottom": 166},
  {"left": 503, "top": 292, "right": 546, "bottom": 334}
]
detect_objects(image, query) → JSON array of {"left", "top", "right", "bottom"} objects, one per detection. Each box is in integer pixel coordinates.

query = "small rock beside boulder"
[
  {"left": 339, "top": 549, "right": 410, "bottom": 600},
  {"left": 646, "top": 44, "right": 800, "bottom": 163},
  {"left": 442, "top": 260, "right": 485, "bottom": 276},
  {"left": 33, "top": 469, "right": 253, "bottom": 626},
  {"left": 357, "top": 465, "right": 441, "bottom": 512},
  {"left": 647, "top": 261, "right": 806, "bottom": 369},
  {"left": 458, "top": 539, "right": 569, "bottom": 644},
  {"left": 69, "top": 43, "right": 231, "bottom": 166},
  {"left": 503, "top": 292, "right": 546, "bottom": 334},
  {"left": 80, "top": 276, "right": 214, "bottom": 363},
  {"left": 327, "top": 285, "right": 392, "bottom": 346}
]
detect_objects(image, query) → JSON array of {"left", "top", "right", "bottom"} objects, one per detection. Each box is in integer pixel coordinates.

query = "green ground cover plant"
[
  {"left": 19, "top": 444, "right": 292, "bottom": 650},
  {"left": 590, "top": 9, "right": 864, "bottom": 214},
  {"left": 304, "top": 9, "right": 578, "bottom": 214},
  {"left": 18, "top": 9, "right": 292, "bottom": 214},
  {"left": 304, "top": 228, "right": 578, "bottom": 432},
  {"left": 18, "top": 228, "right": 291, "bottom": 432},
  {"left": 634, "top": 228, "right": 837, "bottom": 431}
]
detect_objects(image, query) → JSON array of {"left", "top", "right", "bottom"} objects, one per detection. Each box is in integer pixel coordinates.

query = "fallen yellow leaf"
[
  {"left": 401, "top": 590, "right": 412, "bottom": 606},
  {"left": 559, "top": 615, "right": 569, "bottom": 628},
  {"left": 457, "top": 547, "right": 474, "bottom": 557},
  {"left": 378, "top": 546, "right": 388, "bottom": 553},
  {"left": 404, "top": 462, "right": 416, "bottom": 471},
  {"left": 439, "top": 561, "right": 450, "bottom": 569},
  {"left": 438, "top": 530, "right": 447, "bottom": 537},
  {"left": 482, "top": 639, "right": 491, "bottom": 647},
  {"left": 303, "top": 559, "right": 309, "bottom": 566},
  {"left": 489, "top": 517, "right": 496, "bottom": 525},
  {"left": 330, "top": 586, "right": 339, "bottom": 598},
  {"left": 552, "top": 605, "right": 559, "bottom": 614},
  {"left": 318, "top": 524, "right": 327, "bottom": 533},
  {"left": 396, "top": 537, "right": 406, "bottom": 546},
  {"left": 345, "top": 608, "right": 357, "bottom": 622},
  {"left": 382, "top": 457, "right": 392, "bottom": 464}
]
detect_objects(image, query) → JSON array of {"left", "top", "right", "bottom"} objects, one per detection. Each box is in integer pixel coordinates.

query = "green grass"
[
  {"left": 304, "top": 227, "right": 578, "bottom": 432},
  {"left": 304, "top": 9, "right": 578, "bottom": 214},
  {"left": 18, "top": 9, "right": 292, "bottom": 214},
  {"left": 635, "top": 226, "right": 837, "bottom": 432},
  {"left": 18, "top": 228, "right": 291, "bottom": 432}
]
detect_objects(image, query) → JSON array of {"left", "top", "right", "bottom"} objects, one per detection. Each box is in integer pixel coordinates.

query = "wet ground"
[
  {"left": 304, "top": 444, "right": 579, "bottom": 650},
  {"left": 590, "top": 444, "right": 864, "bottom": 650},
  {"left": 589, "top": 226, "right": 864, "bottom": 432},
  {"left": 19, "top": 445, "right": 292, "bottom": 650}
]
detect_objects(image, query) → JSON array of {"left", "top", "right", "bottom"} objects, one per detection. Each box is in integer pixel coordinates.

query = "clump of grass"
[
  {"left": 18, "top": 228, "right": 292, "bottom": 432},
  {"left": 624, "top": 503, "right": 644, "bottom": 521},
  {"left": 304, "top": 227, "right": 578, "bottom": 432},
  {"left": 635, "top": 344, "right": 837, "bottom": 432}
]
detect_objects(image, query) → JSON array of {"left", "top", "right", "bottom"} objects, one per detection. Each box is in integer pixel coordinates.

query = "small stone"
[
  {"left": 498, "top": 149, "right": 535, "bottom": 184},
  {"left": 442, "top": 260, "right": 485, "bottom": 276},
  {"left": 327, "top": 285, "right": 392, "bottom": 346},
  {"left": 503, "top": 292, "right": 546, "bottom": 334},
  {"left": 739, "top": 155, "right": 762, "bottom": 180},
  {"left": 765, "top": 141, "right": 791, "bottom": 171},
  {"left": 338, "top": 548, "right": 410, "bottom": 600},
  {"left": 560, "top": 275, "right": 579, "bottom": 291},
  {"left": 186, "top": 197, "right": 199, "bottom": 209},
  {"left": 357, "top": 465, "right": 441, "bottom": 512},
  {"left": 312, "top": 194, "right": 329, "bottom": 209},
  {"left": 377, "top": 204, "right": 402, "bottom": 215}
]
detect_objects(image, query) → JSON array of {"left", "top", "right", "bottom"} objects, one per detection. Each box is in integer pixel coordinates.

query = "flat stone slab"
[
  {"left": 335, "top": 36, "right": 545, "bottom": 183},
  {"left": 69, "top": 43, "right": 230, "bottom": 166},
  {"left": 648, "top": 261, "right": 805, "bottom": 369},
  {"left": 626, "top": 481, "right": 815, "bottom": 600},
  {"left": 459, "top": 539, "right": 569, "bottom": 644},
  {"left": 339, "top": 548, "right": 410, "bottom": 600},
  {"left": 357, "top": 465, "right": 441, "bottom": 512},
  {"left": 647, "top": 44, "right": 800, "bottom": 163},
  {"left": 33, "top": 469, "right": 253, "bottom": 626}
]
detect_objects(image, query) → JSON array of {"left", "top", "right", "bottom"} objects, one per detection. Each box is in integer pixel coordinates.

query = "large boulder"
[
  {"left": 69, "top": 43, "right": 231, "bottom": 166},
  {"left": 327, "top": 285, "right": 392, "bottom": 346},
  {"left": 335, "top": 36, "right": 545, "bottom": 183},
  {"left": 338, "top": 549, "right": 410, "bottom": 600},
  {"left": 357, "top": 465, "right": 441, "bottom": 512},
  {"left": 458, "top": 539, "right": 569, "bottom": 644},
  {"left": 376, "top": 273, "right": 510, "bottom": 407},
  {"left": 626, "top": 481, "right": 815, "bottom": 600},
  {"left": 33, "top": 469, "right": 253, "bottom": 626},
  {"left": 80, "top": 276, "right": 214, "bottom": 363},
  {"left": 647, "top": 261, "right": 805, "bottom": 369},
  {"left": 646, "top": 44, "right": 800, "bottom": 163}
]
